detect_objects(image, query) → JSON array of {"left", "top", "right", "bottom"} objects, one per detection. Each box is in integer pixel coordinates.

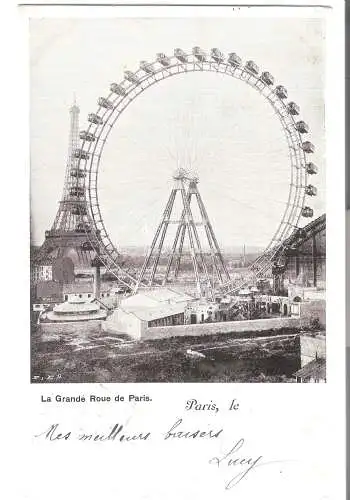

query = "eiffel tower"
[
  {"left": 134, "top": 169, "right": 230, "bottom": 297},
  {"left": 36, "top": 99, "right": 96, "bottom": 275}
]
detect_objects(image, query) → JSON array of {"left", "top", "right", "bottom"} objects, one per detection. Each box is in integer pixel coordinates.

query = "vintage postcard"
[
  {"left": 30, "top": 12, "right": 329, "bottom": 385},
  {"left": 10, "top": 2, "right": 346, "bottom": 499}
]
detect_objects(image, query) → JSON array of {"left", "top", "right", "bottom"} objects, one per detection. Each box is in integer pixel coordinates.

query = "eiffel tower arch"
[{"left": 35, "top": 99, "right": 98, "bottom": 277}]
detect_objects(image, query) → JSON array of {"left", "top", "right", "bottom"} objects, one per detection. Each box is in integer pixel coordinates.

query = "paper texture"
[{"left": 12, "top": 3, "right": 346, "bottom": 499}]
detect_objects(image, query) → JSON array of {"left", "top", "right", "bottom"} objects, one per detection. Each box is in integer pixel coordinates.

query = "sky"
[{"left": 30, "top": 16, "right": 326, "bottom": 250}]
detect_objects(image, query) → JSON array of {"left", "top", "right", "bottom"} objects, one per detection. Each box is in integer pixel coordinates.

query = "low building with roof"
[
  {"left": 185, "top": 300, "right": 220, "bottom": 324},
  {"left": 32, "top": 278, "right": 121, "bottom": 313},
  {"left": 62, "top": 282, "right": 120, "bottom": 309},
  {"left": 104, "top": 287, "right": 195, "bottom": 338},
  {"left": 32, "top": 280, "right": 64, "bottom": 312},
  {"left": 272, "top": 213, "right": 326, "bottom": 296},
  {"left": 62, "top": 282, "right": 120, "bottom": 300},
  {"left": 113, "top": 302, "right": 185, "bottom": 338},
  {"left": 120, "top": 288, "right": 194, "bottom": 308},
  {"left": 41, "top": 300, "right": 107, "bottom": 323},
  {"left": 268, "top": 214, "right": 326, "bottom": 329}
]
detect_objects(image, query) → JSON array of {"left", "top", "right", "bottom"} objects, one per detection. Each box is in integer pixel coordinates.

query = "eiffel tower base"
[{"left": 39, "top": 230, "right": 96, "bottom": 277}]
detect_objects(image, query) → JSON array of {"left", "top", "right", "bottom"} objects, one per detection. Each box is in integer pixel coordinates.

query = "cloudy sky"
[{"left": 30, "top": 15, "right": 326, "bottom": 250}]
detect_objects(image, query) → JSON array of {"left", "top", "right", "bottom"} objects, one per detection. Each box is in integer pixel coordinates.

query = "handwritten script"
[{"left": 34, "top": 418, "right": 279, "bottom": 490}]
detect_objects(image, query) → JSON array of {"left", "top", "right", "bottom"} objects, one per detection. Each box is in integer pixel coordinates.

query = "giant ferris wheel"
[{"left": 74, "top": 47, "right": 318, "bottom": 293}]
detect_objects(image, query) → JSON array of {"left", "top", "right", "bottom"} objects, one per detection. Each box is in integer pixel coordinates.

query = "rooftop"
[
  {"left": 138, "top": 287, "right": 194, "bottom": 303},
  {"left": 63, "top": 282, "right": 112, "bottom": 294},
  {"left": 54, "top": 301, "right": 100, "bottom": 314},
  {"left": 121, "top": 287, "right": 194, "bottom": 309},
  {"left": 285, "top": 213, "right": 326, "bottom": 247},
  {"left": 119, "top": 302, "right": 185, "bottom": 322}
]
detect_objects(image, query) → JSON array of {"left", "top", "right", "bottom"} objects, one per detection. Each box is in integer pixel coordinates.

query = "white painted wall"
[{"left": 105, "top": 308, "right": 144, "bottom": 339}]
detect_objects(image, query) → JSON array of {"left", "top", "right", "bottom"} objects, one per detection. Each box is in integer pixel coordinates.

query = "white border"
[{"left": 1, "top": 2, "right": 345, "bottom": 499}]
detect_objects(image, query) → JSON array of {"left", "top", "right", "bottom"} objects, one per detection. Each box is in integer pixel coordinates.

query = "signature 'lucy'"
[{"left": 209, "top": 438, "right": 264, "bottom": 489}]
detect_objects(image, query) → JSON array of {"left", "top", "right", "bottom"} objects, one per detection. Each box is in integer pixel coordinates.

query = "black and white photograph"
[
  {"left": 30, "top": 15, "right": 326, "bottom": 384},
  {"left": 6, "top": 3, "right": 346, "bottom": 500}
]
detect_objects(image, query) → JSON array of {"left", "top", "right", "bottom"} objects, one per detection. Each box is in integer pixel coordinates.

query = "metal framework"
[
  {"left": 51, "top": 99, "right": 92, "bottom": 234},
  {"left": 37, "top": 99, "right": 96, "bottom": 268},
  {"left": 134, "top": 169, "right": 230, "bottom": 296},
  {"left": 75, "top": 47, "right": 318, "bottom": 293}
]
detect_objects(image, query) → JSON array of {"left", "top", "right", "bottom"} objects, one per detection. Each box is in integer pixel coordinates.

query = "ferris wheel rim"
[{"left": 76, "top": 49, "right": 316, "bottom": 291}]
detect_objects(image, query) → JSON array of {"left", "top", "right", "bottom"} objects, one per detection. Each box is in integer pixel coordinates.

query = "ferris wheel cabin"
[
  {"left": 110, "top": 83, "right": 126, "bottom": 95},
  {"left": 302, "top": 141, "right": 315, "bottom": 153},
  {"left": 211, "top": 48, "right": 224, "bottom": 63},
  {"left": 306, "top": 162, "right": 318, "bottom": 175},
  {"left": 174, "top": 48, "right": 188, "bottom": 63},
  {"left": 73, "top": 149, "right": 89, "bottom": 160},
  {"left": 192, "top": 46, "right": 207, "bottom": 61},
  {"left": 275, "top": 85, "right": 288, "bottom": 99},
  {"left": 70, "top": 168, "right": 86, "bottom": 178},
  {"left": 302, "top": 207, "right": 314, "bottom": 218},
  {"left": 296, "top": 121, "right": 309, "bottom": 134},
  {"left": 287, "top": 102, "right": 300, "bottom": 115},
  {"left": 261, "top": 71, "right": 275, "bottom": 86},
  {"left": 88, "top": 113, "right": 103, "bottom": 125},
  {"left": 245, "top": 60, "right": 259, "bottom": 75},
  {"left": 124, "top": 71, "right": 140, "bottom": 84},
  {"left": 228, "top": 53, "right": 242, "bottom": 67},
  {"left": 98, "top": 97, "right": 113, "bottom": 109},
  {"left": 305, "top": 184, "right": 317, "bottom": 196},
  {"left": 157, "top": 53, "right": 171, "bottom": 66},
  {"left": 79, "top": 131, "right": 95, "bottom": 142}
]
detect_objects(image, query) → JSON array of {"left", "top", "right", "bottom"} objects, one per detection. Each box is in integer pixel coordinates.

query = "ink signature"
[{"left": 209, "top": 438, "right": 281, "bottom": 489}]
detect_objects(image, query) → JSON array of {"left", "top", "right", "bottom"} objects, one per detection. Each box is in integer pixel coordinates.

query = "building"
[
  {"left": 32, "top": 279, "right": 120, "bottom": 313},
  {"left": 114, "top": 303, "right": 185, "bottom": 338},
  {"left": 185, "top": 300, "right": 220, "bottom": 324},
  {"left": 30, "top": 255, "right": 54, "bottom": 283},
  {"left": 32, "top": 280, "right": 63, "bottom": 312},
  {"left": 104, "top": 288, "right": 194, "bottom": 339},
  {"left": 273, "top": 214, "right": 326, "bottom": 295},
  {"left": 40, "top": 300, "right": 107, "bottom": 325},
  {"left": 62, "top": 282, "right": 120, "bottom": 309},
  {"left": 117, "top": 288, "right": 193, "bottom": 308}
]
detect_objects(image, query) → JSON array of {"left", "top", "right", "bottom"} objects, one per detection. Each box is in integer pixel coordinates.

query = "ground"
[{"left": 31, "top": 324, "right": 301, "bottom": 383}]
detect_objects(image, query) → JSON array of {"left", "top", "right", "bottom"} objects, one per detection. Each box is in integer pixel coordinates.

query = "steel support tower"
[
  {"left": 134, "top": 169, "right": 230, "bottom": 297},
  {"left": 36, "top": 99, "right": 97, "bottom": 273}
]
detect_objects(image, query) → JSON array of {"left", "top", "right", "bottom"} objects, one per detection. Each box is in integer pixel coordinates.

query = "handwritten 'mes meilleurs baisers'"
[
  {"left": 35, "top": 419, "right": 266, "bottom": 489},
  {"left": 35, "top": 419, "right": 223, "bottom": 442}
]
